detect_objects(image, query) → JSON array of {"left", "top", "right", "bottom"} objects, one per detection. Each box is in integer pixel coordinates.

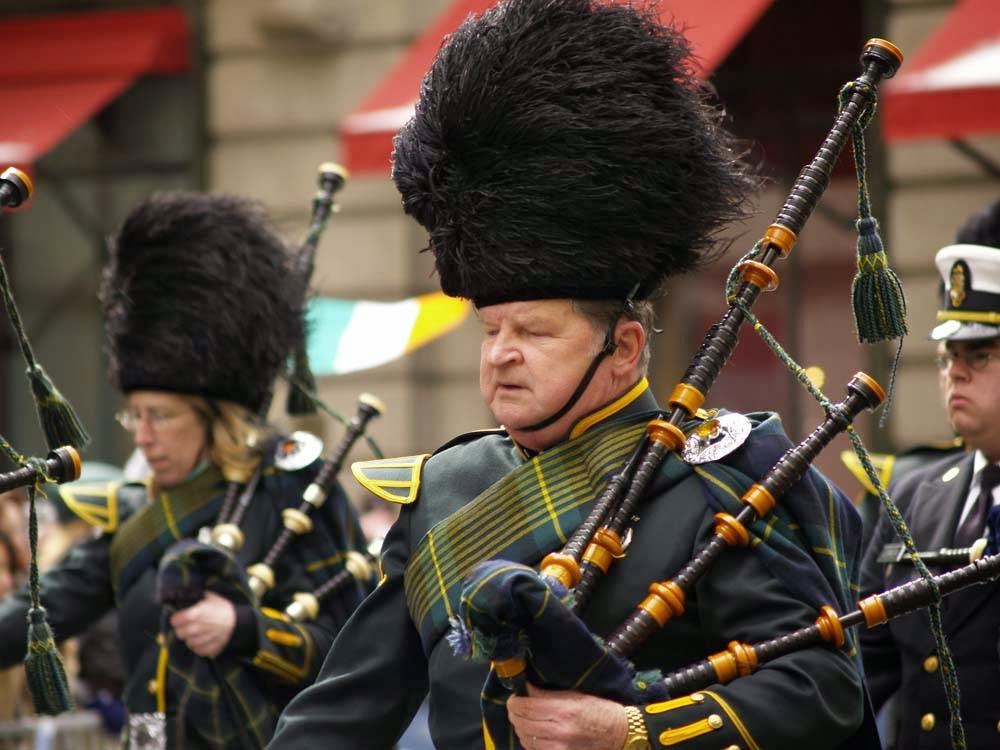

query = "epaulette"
[
  {"left": 352, "top": 455, "right": 431, "bottom": 505},
  {"left": 840, "top": 438, "right": 965, "bottom": 497},
  {"left": 839, "top": 450, "right": 894, "bottom": 498},
  {"left": 59, "top": 480, "right": 136, "bottom": 532}
]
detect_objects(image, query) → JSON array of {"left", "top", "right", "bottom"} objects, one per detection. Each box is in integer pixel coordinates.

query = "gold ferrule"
[
  {"left": 64, "top": 446, "right": 82, "bottom": 481},
  {"left": 493, "top": 656, "right": 526, "bottom": 679},
  {"left": 285, "top": 592, "right": 320, "bottom": 622},
  {"left": 641, "top": 580, "right": 686, "bottom": 626},
  {"left": 6, "top": 167, "right": 33, "bottom": 198},
  {"left": 247, "top": 563, "right": 275, "bottom": 597},
  {"left": 540, "top": 552, "right": 581, "bottom": 588},
  {"left": 713, "top": 513, "right": 750, "bottom": 547},
  {"left": 858, "top": 594, "right": 888, "bottom": 628},
  {"left": 851, "top": 371, "right": 886, "bottom": 406},
  {"left": 358, "top": 392, "right": 387, "bottom": 416},
  {"left": 815, "top": 605, "right": 845, "bottom": 648},
  {"left": 741, "top": 483, "right": 776, "bottom": 517},
  {"left": 762, "top": 224, "right": 797, "bottom": 257},
  {"left": 667, "top": 384, "right": 705, "bottom": 417},
  {"left": 646, "top": 419, "right": 687, "bottom": 452},
  {"left": 211, "top": 524, "right": 245, "bottom": 552},
  {"left": 319, "top": 161, "right": 350, "bottom": 183},
  {"left": 581, "top": 528, "right": 623, "bottom": 574},
  {"left": 345, "top": 551, "right": 374, "bottom": 582},
  {"left": 738, "top": 260, "right": 779, "bottom": 292},
  {"left": 707, "top": 650, "right": 738, "bottom": 684},
  {"left": 727, "top": 640, "right": 759, "bottom": 676},
  {"left": 865, "top": 38, "right": 904, "bottom": 66},
  {"left": 282, "top": 508, "right": 314, "bottom": 535},
  {"left": 303, "top": 483, "right": 328, "bottom": 508}
]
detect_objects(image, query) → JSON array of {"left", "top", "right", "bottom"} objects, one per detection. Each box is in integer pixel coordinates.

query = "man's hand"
[
  {"left": 169, "top": 590, "right": 237, "bottom": 658},
  {"left": 507, "top": 684, "right": 628, "bottom": 750}
]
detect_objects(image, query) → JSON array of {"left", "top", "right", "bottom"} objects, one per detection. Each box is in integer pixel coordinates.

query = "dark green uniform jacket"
[
  {"left": 861, "top": 450, "right": 1000, "bottom": 749},
  {"left": 270, "top": 385, "right": 869, "bottom": 750},
  {"left": 0, "top": 436, "right": 369, "bottom": 749}
]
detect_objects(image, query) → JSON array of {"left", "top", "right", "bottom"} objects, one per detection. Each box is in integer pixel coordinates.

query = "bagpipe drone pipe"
[
  {"left": 0, "top": 166, "right": 89, "bottom": 715},
  {"left": 436, "top": 37, "right": 991, "bottom": 749}
]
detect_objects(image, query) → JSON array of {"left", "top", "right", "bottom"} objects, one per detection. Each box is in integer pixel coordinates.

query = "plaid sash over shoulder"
[{"left": 404, "top": 414, "right": 657, "bottom": 651}]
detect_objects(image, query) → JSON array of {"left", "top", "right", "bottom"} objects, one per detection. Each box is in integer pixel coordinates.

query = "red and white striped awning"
[
  {"left": 340, "top": 0, "right": 774, "bottom": 175},
  {"left": 882, "top": 0, "right": 1000, "bottom": 142}
]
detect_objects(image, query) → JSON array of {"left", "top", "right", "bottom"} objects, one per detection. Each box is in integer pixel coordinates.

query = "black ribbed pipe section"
[
  {"left": 603, "top": 374, "right": 882, "bottom": 656},
  {"left": 772, "top": 42, "right": 901, "bottom": 235},
  {"left": 572, "top": 439, "right": 671, "bottom": 613},
  {"left": 759, "top": 374, "right": 882, "bottom": 499},
  {"left": 261, "top": 397, "right": 382, "bottom": 569},
  {"left": 662, "top": 552, "right": 1000, "bottom": 696},
  {"left": 561, "top": 438, "right": 648, "bottom": 562}
]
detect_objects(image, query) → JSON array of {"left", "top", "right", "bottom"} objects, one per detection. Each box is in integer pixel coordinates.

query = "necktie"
[{"left": 955, "top": 464, "right": 1000, "bottom": 547}]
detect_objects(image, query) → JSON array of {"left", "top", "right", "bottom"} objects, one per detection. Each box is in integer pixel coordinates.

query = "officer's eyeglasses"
[
  {"left": 934, "top": 349, "right": 997, "bottom": 372},
  {"left": 115, "top": 408, "right": 192, "bottom": 433}
]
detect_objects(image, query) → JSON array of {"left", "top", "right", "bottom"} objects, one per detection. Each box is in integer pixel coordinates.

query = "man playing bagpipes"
[
  {"left": 860, "top": 199, "right": 1000, "bottom": 749},
  {"left": 268, "top": 1, "right": 882, "bottom": 749},
  {"left": 0, "top": 193, "right": 371, "bottom": 749}
]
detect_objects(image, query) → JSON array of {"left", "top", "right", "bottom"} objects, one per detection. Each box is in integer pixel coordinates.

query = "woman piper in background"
[{"left": 0, "top": 192, "right": 371, "bottom": 749}]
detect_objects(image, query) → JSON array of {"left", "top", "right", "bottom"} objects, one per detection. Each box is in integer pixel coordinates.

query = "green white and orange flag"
[{"left": 306, "top": 292, "right": 471, "bottom": 375}]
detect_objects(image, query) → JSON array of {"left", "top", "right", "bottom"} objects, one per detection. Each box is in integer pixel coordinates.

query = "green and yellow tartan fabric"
[{"left": 405, "top": 414, "right": 668, "bottom": 649}]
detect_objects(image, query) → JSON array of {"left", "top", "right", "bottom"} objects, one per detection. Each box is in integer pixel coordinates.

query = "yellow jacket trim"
[
  {"left": 59, "top": 480, "right": 123, "bottom": 532},
  {"left": 570, "top": 377, "right": 649, "bottom": 439},
  {"left": 645, "top": 694, "right": 700, "bottom": 714},
  {"left": 265, "top": 628, "right": 303, "bottom": 648},
  {"left": 482, "top": 719, "right": 497, "bottom": 750},
  {"left": 253, "top": 630, "right": 312, "bottom": 683},
  {"left": 351, "top": 454, "right": 431, "bottom": 505},
  {"left": 261, "top": 606, "right": 291, "bottom": 622},
  {"left": 703, "top": 691, "right": 760, "bottom": 750},
  {"left": 658, "top": 717, "right": 720, "bottom": 746}
]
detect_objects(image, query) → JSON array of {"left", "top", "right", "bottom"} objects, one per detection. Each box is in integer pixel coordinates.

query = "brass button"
[
  {"left": 147, "top": 679, "right": 157, "bottom": 694},
  {"left": 922, "top": 655, "right": 939, "bottom": 673},
  {"left": 723, "top": 746, "right": 741, "bottom": 750},
  {"left": 707, "top": 714, "right": 723, "bottom": 729},
  {"left": 690, "top": 692, "right": 705, "bottom": 703},
  {"left": 920, "top": 713, "right": 936, "bottom": 732}
]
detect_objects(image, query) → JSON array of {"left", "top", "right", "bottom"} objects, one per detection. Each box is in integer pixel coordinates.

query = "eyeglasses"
[
  {"left": 934, "top": 349, "right": 997, "bottom": 372},
  {"left": 115, "top": 408, "right": 193, "bottom": 433}
]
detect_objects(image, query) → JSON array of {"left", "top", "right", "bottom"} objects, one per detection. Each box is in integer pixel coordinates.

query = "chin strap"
[{"left": 517, "top": 325, "right": 617, "bottom": 433}]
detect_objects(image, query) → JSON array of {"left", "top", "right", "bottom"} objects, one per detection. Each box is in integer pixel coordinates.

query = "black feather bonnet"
[
  {"left": 392, "top": 0, "right": 756, "bottom": 307},
  {"left": 101, "top": 192, "right": 302, "bottom": 412}
]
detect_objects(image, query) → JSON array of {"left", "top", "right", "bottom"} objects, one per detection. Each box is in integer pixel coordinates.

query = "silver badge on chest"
[
  {"left": 127, "top": 712, "right": 166, "bottom": 750},
  {"left": 682, "top": 412, "right": 752, "bottom": 464},
  {"left": 274, "top": 431, "right": 324, "bottom": 471}
]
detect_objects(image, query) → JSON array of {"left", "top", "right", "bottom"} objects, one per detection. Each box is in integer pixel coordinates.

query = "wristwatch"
[{"left": 622, "top": 706, "right": 651, "bottom": 750}]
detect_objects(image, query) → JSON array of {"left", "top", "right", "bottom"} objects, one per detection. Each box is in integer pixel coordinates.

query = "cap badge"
[
  {"left": 274, "top": 430, "right": 324, "bottom": 471},
  {"left": 949, "top": 262, "right": 967, "bottom": 308}
]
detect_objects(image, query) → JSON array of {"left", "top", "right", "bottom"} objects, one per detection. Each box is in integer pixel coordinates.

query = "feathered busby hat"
[
  {"left": 101, "top": 193, "right": 302, "bottom": 412},
  {"left": 931, "top": 199, "right": 1000, "bottom": 341},
  {"left": 392, "top": 0, "right": 756, "bottom": 307}
]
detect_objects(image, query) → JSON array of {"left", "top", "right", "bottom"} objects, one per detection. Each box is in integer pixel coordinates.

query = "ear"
[{"left": 609, "top": 319, "right": 644, "bottom": 376}]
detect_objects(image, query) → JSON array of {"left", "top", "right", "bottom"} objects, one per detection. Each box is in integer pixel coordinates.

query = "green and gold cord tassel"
[
  {"left": 0, "top": 256, "right": 89, "bottom": 450},
  {"left": 22, "top": 464, "right": 73, "bottom": 715},
  {"left": 839, "top": 81, "right": 908, "bottom": 344}
]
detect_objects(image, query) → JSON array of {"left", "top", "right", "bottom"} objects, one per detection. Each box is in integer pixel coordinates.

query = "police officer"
[{"left": 861, "top": 199, "right": 1000, "bottom": 749}]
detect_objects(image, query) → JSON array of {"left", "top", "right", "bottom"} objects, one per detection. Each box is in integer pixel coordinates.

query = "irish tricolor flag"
[{"left": 306, "top": 292, "right": 471, "bottom": 375}]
